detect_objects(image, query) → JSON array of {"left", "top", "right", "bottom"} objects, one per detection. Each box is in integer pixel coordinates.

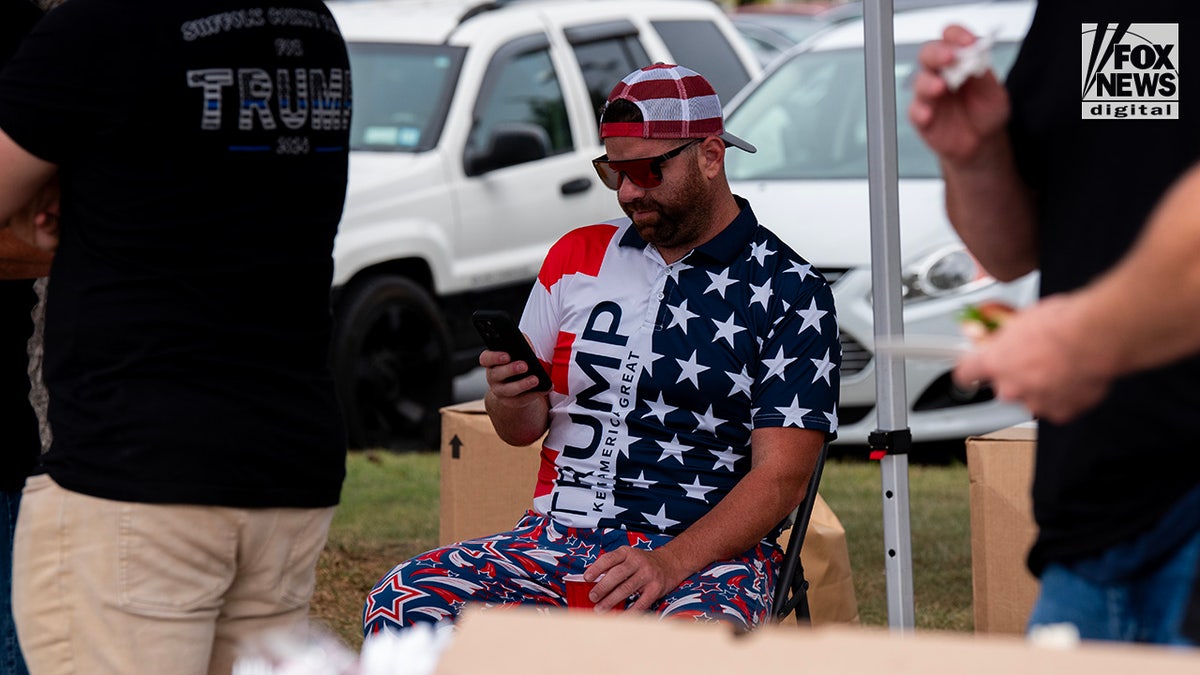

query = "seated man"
[{"left": 363, "top": 64, "right": 840, "bottom": 633}]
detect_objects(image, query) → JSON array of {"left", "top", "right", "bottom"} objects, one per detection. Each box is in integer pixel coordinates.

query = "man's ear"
[{"left": 700, "top": 136, "right": 725, "bottom": 179}]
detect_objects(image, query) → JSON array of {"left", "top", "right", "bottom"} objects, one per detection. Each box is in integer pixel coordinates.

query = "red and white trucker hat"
[{"left": 599, "top": 63, "right": 756, "bottom": 153}]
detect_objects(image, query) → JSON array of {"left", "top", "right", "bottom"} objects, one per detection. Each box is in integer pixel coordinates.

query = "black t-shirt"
[
  {"left": 0, "top": 0, "right": 352, "bottom": 507},
  {"left": 0, "top": 280, "right": 40, "bottom": 494},
  {"left": 1006, "top": 0, "right": 1200, "bottom": 574},
  {"left": 0, "top": 0, "right": 41, "bottom": 64},
  {"left": 0, "top": 0, "right": 44, "bottom": 495}
]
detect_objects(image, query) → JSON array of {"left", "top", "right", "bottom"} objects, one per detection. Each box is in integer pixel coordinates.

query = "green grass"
[
  {"left": 311, "top": 451, "right": 973, "bottom": 649},
  {"left": 326, "top": 450, "right": 440, "bottom": 547},
  {"left": 818, "top": 456, "right": 973, "bottom": 631},
  {"left": 311, "top": 450, "right": 441, "bottom": 647}
]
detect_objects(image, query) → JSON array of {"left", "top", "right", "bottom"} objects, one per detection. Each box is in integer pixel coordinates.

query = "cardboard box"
[
  {"left": 967, "top": 423, "right": 1039, "bottom": 635},
  {"left": 438, "top": 400, "right": 544, "bottom": 545},
  {"left": 439, "top": 401, "right": 858, "bottom": 626},
  {"left": 436, "top": 607, "right": 1200, "bottom": 674}
]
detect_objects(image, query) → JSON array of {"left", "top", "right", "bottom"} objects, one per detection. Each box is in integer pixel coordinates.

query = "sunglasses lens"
[
  {"left": 592, "top": 158, "right": 661, "bottom": 191},
  {"left": 619, "top": 160, "right": 661, "bottom": 189},
  {"left": 593, "top": 161, "right": 623, "bottom": 190}
]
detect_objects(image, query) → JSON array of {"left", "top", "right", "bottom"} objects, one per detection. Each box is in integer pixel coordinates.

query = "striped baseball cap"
[{"left": 599, "top": 63, "right": 756, "bottom": 153}]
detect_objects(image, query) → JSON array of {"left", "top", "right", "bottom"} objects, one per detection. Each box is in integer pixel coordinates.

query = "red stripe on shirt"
[{"left": 537, "top": 224, "right": 618, "bottom": 291}]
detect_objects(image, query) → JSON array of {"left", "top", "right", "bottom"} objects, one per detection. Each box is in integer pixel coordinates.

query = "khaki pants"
[{"left": 12, "top": 475, "right": 334, "bottom": 675}]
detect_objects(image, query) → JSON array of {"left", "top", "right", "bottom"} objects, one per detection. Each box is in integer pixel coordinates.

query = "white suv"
[{"left": 327, "top": 0, "right": 760, "bottom": 448}]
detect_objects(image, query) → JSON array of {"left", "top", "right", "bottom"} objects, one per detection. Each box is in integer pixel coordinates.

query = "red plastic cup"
[
  {"left": 563, "top": 574, "right": 596, "bottom": 609},
  {"left": 563, "top": 574, "right": 622, "bottom": 612}
]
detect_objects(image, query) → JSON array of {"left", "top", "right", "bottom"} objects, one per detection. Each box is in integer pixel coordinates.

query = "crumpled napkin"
[
  {"left": 232, "top": 621, "right": 454, "bottom": 675},
  {"left": 941, "top": 30, "right": 997, "bottom": 91},
  {"left": 359, "top": 623, "right": 455, "bottom": 675}
]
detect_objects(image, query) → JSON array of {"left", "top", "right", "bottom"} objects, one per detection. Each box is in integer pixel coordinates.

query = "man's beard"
[{"left": 621, "top": 166, "right": 712, "bottom": 251}]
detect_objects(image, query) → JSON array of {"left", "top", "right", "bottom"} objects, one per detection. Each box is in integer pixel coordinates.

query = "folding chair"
[{"left": 772, "top": 441, "right": 830, "bottom": 625}]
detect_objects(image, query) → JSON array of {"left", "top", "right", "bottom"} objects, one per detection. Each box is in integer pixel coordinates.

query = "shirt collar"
[{"left": 617, "top": 196, "right": 757, "bottom": 267}]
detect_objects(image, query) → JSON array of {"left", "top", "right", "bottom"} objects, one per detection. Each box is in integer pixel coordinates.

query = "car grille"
[
  {"left": 815, "top": 267, "right": 871, "bottom": 378},
  {"left": 839, "top": 332, "right": 871, "bottom": 377}
]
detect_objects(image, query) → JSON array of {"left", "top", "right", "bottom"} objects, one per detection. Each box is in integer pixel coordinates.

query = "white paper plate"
[{"left": 873, "top": 336, "right": 973, "bottom": 360}]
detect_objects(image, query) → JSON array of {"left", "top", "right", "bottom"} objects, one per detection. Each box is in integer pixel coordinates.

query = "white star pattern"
[
  {"left": 726, "top": 366, "right": 752, "bottom": 398},
  {"left": 824, "top": 410, "right": 839, "bottom": 432},
  {"left": 667, "top": 299, "right": 699, "bottom": 334},
  {"left": 776, "top": 395, "right": 812, "bottom": 428},
  {"left": 675, "top": 350, "right": 709, "bottom": 387},
  {"left": 712, "top": 312, "right": 745, "bottom": 347},
  {"left": 747, "top": 240, "right": 775, "bottom": 266},
  {"left": 710, "top": 446, "right": 739, "bottom": 472},
  {"left": 657, "top": 434, "right": 688, "bottom": 464},
  {"left": 810, "top": 348, "right": 836, "bottom": 385},
  {"left": 693, "top": 405, "right": 723, "bottom": 435},
  {"left": 762, "top": 347, "right": 796, "bottom": 382},
  {"left": 682, "top": 476, "right": 718, "bottom": 501},
  {"left": 665, "top": 261, "right": 693, "bottom": 285},
  {"left": 796, "top": 297, "right": 828, "bottom": 334},
  {"left": 749, "top": 281, "right": 773, "bottom": 310},
  {"left": 784, "top": 260, "right": 817, "bottom": 280},
  {"left": 628, "top": 471, "right": 656, "bottom": 490},
  {"left": 642, "top": 351, "right": 664, "bottom": 379},
  {"left": 644, "top": 392, "right": 674, "bottom": 424},
  {"left": 642, "top": 505, "right": 680, "bottom": 532},
  {"left": 704, "top": 268, "right": 738, "bottom": 298}
]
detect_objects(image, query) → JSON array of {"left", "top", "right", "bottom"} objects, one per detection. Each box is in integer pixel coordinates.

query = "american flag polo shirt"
[{"left": 519, "top": 199, "right": 840, "bottom": 538}]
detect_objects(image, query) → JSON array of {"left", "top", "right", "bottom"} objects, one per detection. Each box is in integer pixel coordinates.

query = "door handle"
[{"left": 560, "top": 177, "right": 592, "bottom": 195}]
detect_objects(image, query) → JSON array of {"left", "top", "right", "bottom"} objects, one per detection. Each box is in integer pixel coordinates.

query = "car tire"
[{"left": 331, "top": 274, "right": 452, "bottom": 450}]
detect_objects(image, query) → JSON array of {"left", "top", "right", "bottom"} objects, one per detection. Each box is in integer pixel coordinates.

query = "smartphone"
[{"left": 472, "top": 310, "right": 552, "bottom": 391}]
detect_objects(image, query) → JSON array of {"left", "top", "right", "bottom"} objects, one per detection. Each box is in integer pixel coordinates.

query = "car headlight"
[
  {"left": 867, "top": 244, "right": 995, "bottom": 304},
  {"left": 901, "top": 244, "right": 994, "bottom": 302}
]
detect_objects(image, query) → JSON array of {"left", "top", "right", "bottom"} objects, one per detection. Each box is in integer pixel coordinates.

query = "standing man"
[
  {"left": 0, "top": 1, "right": 53, "bottom": 673},
  {"left": 0, "top": 1, "right": 352, "bottom": 672},
  {"left": 364, "top": 64, "right": 839, "bottom": 633},
  {"left": 910, "top": 3, "right": 1200, "bottom": 644}
]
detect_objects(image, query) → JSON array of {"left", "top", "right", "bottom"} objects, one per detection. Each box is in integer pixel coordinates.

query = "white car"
[
  {"left": 724, "top": 0, "right": 1039, "bottom": 445},
  {"left": 327, "top": 0, "right": 760, "bottom": 448}
]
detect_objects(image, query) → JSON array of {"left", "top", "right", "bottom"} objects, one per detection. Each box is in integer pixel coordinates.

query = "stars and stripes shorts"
[{"left": 362, "top": 511, "right": 782, "bottom": 635}]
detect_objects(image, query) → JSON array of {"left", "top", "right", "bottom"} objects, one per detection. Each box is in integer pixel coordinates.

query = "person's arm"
[
  {"left": 1084, "top": 162, "right": 1200, "bottom": 373},
  {"left": 0, "top": 171, "right": 58, "bottom": 279},
  {"left": 0, "top": 228, "right": 51, "bottom": 278},
  {"left": 0, "top": 128, "right": 56, "bottom": 227},
  {"left": 1, "top": 128, "right": 59, "bottom": 271},
  {"left": 955, "top": 161, "right": 1200, "bottom": 422},
  {"left": 908, "top": 25, "right": 1038, "bottom": 281},
  {"left": 481, "top": 347, "right": 550, "bottom": 446},
  {"left": 584, "top": 426, "right": 824, "bottom": 612}
]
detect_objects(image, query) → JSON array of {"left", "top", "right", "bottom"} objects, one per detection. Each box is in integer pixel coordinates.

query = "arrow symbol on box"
[{"left": 450, "top": 434, "right": 463, "bottom": 459}]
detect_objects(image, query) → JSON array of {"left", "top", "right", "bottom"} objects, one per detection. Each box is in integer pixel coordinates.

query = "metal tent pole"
[{"left": 862, "top": 0, "right": 915, "bottom": 631}]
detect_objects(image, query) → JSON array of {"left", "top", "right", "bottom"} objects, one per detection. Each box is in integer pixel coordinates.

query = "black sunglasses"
[{"left": 591, "top": 139, "right": 701, "bottom": 191}]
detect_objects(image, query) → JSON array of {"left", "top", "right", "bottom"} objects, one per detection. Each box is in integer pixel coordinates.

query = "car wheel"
[{"left": 331, "top": 275, "right": 452, "bottom": 450}]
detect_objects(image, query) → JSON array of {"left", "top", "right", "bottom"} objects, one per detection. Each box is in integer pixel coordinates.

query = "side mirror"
[{"left": 463, "top": 122, "right": 551, "bottom": 176}]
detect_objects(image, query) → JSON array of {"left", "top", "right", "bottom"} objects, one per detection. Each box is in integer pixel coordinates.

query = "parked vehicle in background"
[
  {"left": 816, "top": 0, "right": 990, "bottom": 26},
  {"left": 724, "top": 0, "right": 1038, "bottom": 445},
  {"left": 327, "top": 0, "right": 760, "bottom": 449},
  {"left": 730, "top": 2, "right": 832, "bottom": 67}
]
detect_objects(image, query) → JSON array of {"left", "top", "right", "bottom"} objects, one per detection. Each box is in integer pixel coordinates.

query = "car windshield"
[
  {"left": 725, "top": 41, "right": 1019, "bottom": 180},
  {"left": 347, "top": 43, "right": 466, "bottom": 153}
]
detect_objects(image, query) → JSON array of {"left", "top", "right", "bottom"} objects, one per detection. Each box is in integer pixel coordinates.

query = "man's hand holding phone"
[
  {"left": 472, "top": 310, "right": 552, "bottom": 395},
  {"left": 474, "top": 310, "right": 552, "bottom": 446}
]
